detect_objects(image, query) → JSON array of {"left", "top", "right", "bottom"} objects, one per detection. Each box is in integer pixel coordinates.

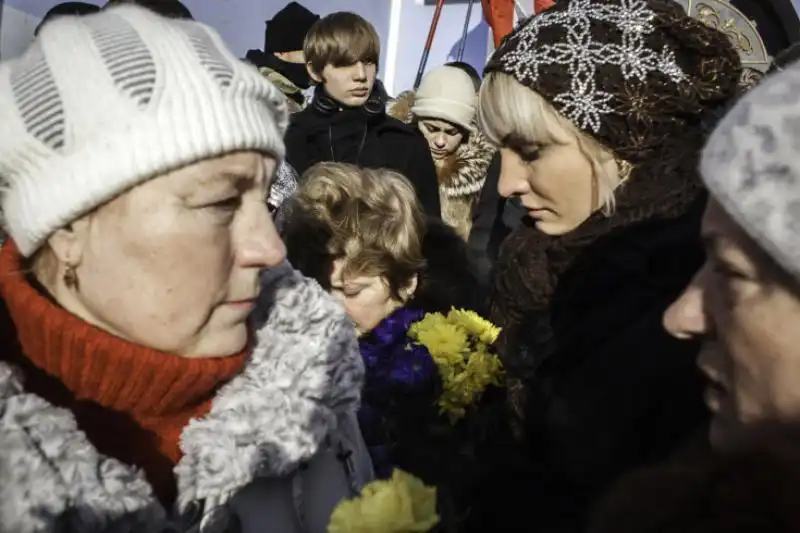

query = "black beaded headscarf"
[{"left": 485, "top": 0, "right": 741, "bottom": 165}]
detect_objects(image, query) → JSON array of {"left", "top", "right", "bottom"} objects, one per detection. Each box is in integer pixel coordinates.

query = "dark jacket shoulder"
[
  {"left": 410, "top": 217, "right": 488, "bottom": 316},
  {"left": 372, "top": 115, "right": 419, "bottom": 138},
  {"left": 371, "top": 116, "right": 436, "bottom": 165},
  {"left": 468, "top": 152, "right": 525, "bottom": 288},
  {"left": 285, "top": 104, "right": 314, "bottom": 130}
]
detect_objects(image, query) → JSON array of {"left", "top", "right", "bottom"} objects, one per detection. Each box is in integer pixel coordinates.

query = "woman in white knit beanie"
[
  {"left": 0, "top": 5, "right": 372, "bottom": 533},
  {"left": 664, "top": 58, "right": 800, "bottom": 454},
  {"left": 388, "top": 65, "right": 497, "bottom": 239}
]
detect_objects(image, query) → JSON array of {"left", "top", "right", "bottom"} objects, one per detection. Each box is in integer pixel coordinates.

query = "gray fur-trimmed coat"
[{"left": 0, "top": 264, "right": 373, "bottom": 533}]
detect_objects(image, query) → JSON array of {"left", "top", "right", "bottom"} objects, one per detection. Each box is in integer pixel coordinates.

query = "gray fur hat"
[{"left": 701, "top": 59, "right": 800, "bottom": 280}]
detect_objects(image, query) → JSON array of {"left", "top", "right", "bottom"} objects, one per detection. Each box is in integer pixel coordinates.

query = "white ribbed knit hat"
[
  {"left": 412, "top": 66, "right": 476, "bottom": 131},
  {"left": 701, "top": 58, "right": 800, "bottom": 281},
  {"left": 0, "top": 4, "right": 288, "bottom": 256}
]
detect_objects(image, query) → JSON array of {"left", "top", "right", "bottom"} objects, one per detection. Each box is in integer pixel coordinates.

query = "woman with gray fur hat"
[
  {"left": 0, "top": 5, "right": 371, "bottom": 532},
  {"left": 665, "top": 54, "right": 800, "bottom": 455},
  {"left": 595, "top": 61, "right": 800, "bottom": 533}
]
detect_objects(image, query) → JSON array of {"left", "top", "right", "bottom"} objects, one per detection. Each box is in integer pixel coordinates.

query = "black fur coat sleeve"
[{"left": 508, "top": 207, "right": 709, "bottom": 533}]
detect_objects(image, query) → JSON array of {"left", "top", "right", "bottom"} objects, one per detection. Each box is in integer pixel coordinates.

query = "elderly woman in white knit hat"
[
  {"left": 388, "top": 65, "right": 497, "bottom": 239},
  {"left": 0, "top": 5, "right": 373, "bottom": 533},
  {"left": 664, "top": 58, "right": 800, "bottom": 454}
]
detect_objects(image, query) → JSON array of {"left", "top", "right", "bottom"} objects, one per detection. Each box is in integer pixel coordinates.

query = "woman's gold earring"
[
  {"left": 63, "top": 266, "right": 79, "bottom": 290},
  {"left": 617, "top": 158, "right": 634, "bottom": 184}
]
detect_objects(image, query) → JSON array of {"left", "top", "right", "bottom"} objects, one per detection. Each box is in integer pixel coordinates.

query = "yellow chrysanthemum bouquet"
[
  {"left": 352, "top": 308, "right": 505, "bottom": 531},
  {"left": 328, "top": 470, "right": 440, "bottom": 533},
  {"left": 408, "top": 309, "right": 504, "bottom": 423}
]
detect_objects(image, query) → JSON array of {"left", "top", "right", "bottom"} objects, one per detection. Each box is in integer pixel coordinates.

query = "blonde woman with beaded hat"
[
  {"left": 0, "top": 5, "right": 372, "bottom": 532},
  {"left": 476, "top": 0, "right": 742, "bottom": 530}
]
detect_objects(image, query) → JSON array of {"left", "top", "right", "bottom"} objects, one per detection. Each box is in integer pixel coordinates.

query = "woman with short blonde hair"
[
  {"left": 283, "top": 162, "right": 503, "bottom": 531},
  {"left": 284, "top": 163, "right": 426, "bottom": 335}
]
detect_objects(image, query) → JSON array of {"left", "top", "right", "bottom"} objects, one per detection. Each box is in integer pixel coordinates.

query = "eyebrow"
[
  {"left": 191, "top": 170, "right": 261, "bottom": 195},
  {"left": 700, "top": 233, "right": 742, "bottom": 267},
  {"left": 500, "top": 133, "right": 516, "bottom": 147},
  {"left": 700, "top": 234, "right": 719, "bottom": 253},
  {"left": 215, "top": 170, "right": 257, "bottom": 185},
  {"left": 423, "top": 122, "right": 452, "bottom": 131},
  {"left": 331, "top": 281, "right": 370, "bottom": 290},
  {"left": 501, "top": 133, "right": 536, "bottom": 151},
  {"left": 702, "top": 231, "right": 752, "bottom": 259},
  {"left": 702, "top": 231, "right": 771, "bottom": 281}
]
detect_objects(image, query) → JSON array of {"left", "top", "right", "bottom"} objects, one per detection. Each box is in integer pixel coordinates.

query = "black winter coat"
[
  {"left": 467, "top": 152, "right": 525, "bottom": 289},
  {"left": 284, "top": 89, "right": 441, "bottom": 217}
]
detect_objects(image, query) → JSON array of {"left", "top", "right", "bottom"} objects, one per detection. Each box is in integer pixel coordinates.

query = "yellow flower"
[
  {"left": 436, "top": 352, "right": 503, "bottom": 423},
  {"left": 447, "top": 308, "right": 502, "bottom": 345},
  {"left": 466, "top": 351, "right": 504, "bottom": 388},
  {"left": 328, "top": 470, "right": 440, "bottom": 533},
  {"left": 408, "top": 310, "right": 505, "bottom": 423},
  {"left": 409, "top": 313, "right": 468, "bottom": 357}
]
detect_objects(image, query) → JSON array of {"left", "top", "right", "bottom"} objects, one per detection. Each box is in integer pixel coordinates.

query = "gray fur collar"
[
  {"left": 386, "top": 90, "right": 495, "bottom": 198},
  {"left": 0, "top": 264, "right": 364, "bottom": 533}
]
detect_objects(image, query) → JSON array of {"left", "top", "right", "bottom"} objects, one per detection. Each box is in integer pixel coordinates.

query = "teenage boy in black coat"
[{"left": 284, "top": 12, "right": 441, "bottom": 216}]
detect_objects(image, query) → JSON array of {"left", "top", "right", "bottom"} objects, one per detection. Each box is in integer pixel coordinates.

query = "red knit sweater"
[{"left": 0, "top": 241, "right": 248, "bottom": 507}]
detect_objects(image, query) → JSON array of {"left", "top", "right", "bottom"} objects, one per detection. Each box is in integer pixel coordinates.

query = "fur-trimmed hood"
[
  {"left": 0, "top": 264, "right": 370, "bottom": 533},
  {"left": 387, "top": 90, "right": 495, "bottom": 198}
]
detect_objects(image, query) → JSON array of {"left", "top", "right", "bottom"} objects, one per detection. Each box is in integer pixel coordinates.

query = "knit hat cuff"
[
  {"left": 4, "top": 96, "right": 284, "bottom": 257},
  {"left": 412, "top": 99, "right": 475, "bottom": 131}
]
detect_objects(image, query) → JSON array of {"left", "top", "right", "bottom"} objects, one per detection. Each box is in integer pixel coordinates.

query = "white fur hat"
[
  {"left": 412, "top": 66, "right": 477, "bottom": 131},
  {"left": 0, "top": 4, "right": 288, "bottom": 256},
  {"left": 701, "top": 59, "right": 800, "bottom": 281}
]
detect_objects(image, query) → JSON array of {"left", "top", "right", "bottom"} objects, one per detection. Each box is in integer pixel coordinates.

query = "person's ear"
[
  {"left": 46, "top": 218, "right": 89, "bottom": 269},
  {"left": 42, "top": 217, "right": 90, "bottom": 292},
  {"left": 307, "top": 63, "right": 323, "bottom": 84},
  {"left": 400, "top": 274, "right": 418, "bottom": 303}
]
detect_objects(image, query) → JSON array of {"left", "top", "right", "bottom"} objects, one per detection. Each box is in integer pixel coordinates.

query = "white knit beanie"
[
  {"left": 0, "top": 4, "right": 288, "bottom": 257},
  {"left": 701, "top": 59, "right": 800, "bottom": 281},
  {"left": 412, "top": 66, "right": 476, "bottom": 131}
]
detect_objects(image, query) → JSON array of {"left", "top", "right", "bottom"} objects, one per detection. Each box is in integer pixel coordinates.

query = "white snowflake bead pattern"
[{"left": 491, "top": 0, "right": 688, "bottom": 133}]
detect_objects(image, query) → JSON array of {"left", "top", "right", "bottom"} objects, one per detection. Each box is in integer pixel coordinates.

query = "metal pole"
[
  {"left": 414, "top": 0, "right": 447, "bottom": 89},
  {"left": 0, "top": 0, "right": 4, "bottom": 60},
  {"left": 456, "top": 0, "right": 477, "bottom": 61}
]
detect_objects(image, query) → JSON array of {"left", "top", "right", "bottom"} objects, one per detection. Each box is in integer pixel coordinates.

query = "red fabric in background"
[
  {"left": 482, "top": 0, "right": 515, "bottom": 48},
  {"left": 482, "top": 0, "right": 557, "bottom": 49},
  {"left": 535, "top": 0, "right": 556, "bottom": 13}
]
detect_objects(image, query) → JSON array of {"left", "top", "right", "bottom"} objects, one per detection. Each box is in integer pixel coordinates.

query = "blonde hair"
[
  {"left": 479, "top": 72, "right": 621, "bottom": 214},
  {"left": 304, "top": 12, "right": 380, "bottom": 76},
  {"left": 285, "top": 163, "right": 425, "bottom": 298}
]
